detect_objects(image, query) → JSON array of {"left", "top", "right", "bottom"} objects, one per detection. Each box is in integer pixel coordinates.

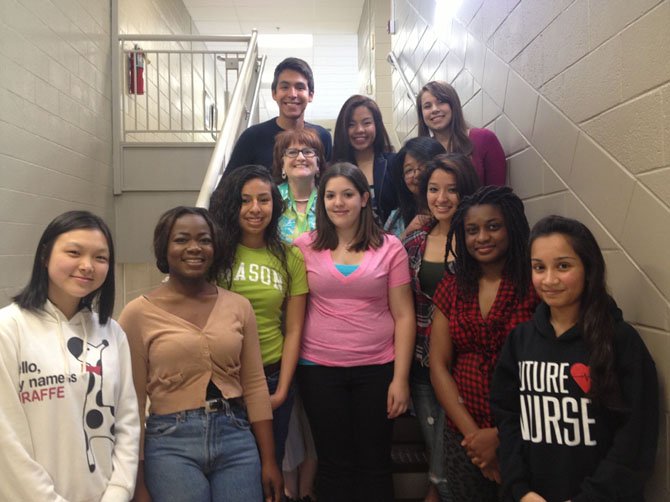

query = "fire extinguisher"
[{"left": 128, "top": 44, "right": 145, "bottom": 95}]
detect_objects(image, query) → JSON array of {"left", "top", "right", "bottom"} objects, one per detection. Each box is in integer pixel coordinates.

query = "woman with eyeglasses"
[
  {"left": 384, "top": 137, "right": 446, "bottom": 238},
  {"left": 417, "top": 81, "right": 506, "bottom": 186},
  {"left": 271, "top": 129, "right": 327, "bottom": 244}
]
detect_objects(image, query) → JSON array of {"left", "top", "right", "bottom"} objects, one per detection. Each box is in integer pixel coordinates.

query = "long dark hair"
[
  {"left": 332, "top": 95, "right": 393, "bottom": 163},
  {"left": 153, "top": 206, "right": 224, "bottom": 283},
  {"left": 13, "top": 210, "right": 115, "bottom": 324},
  {"left": 391, "top": 137, "right": 446, "bottom": 226},
  {"left": 418, "top": 153, "right": 482, "bottom": 216},
  {"left": 312, "top": 162, "right": 384, "bottom": 252},
  {"left": 417, "top": 81, "right": 473, "bottom": 156},
  {"left": 530, "top": 215, "right": 621, "bottom": 408},
  {"left": 209, "top": 165, "right": 290, "bottom": 289},
  {"left": 448, "top": 186, "right": 530, "bottom": 298}
]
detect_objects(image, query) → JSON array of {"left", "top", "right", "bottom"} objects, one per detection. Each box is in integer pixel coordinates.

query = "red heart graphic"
[{"left": 570, "top": 363, "right": 591, "bottom": 394}]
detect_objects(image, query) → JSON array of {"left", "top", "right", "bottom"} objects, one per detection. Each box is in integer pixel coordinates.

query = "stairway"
[{"left": 392, "top": 413, "right": 429, "bottom": 501}]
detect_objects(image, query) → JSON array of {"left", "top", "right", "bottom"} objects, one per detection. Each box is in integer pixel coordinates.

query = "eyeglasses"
[
  {"left": 403, "top": 166, "right": 425, "bottom": 179},
  {"left": 285, "top": 148, "right": 317, "bottom": 158}
]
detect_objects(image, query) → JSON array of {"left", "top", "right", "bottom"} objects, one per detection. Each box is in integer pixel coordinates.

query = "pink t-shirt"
[{"left": 294, "top": 232, "right": 411, "bottom": 367}]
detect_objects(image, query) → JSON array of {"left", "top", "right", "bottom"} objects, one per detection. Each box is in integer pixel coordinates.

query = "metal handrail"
[
  {"left": 387, "top": 51, "right": 417, "bottom": 102},
  {"left": 247, "top": 55, "right": 267, "bottom": 124},
  {"left": 195, "top": 30, "right": 259, "bottom": 208}
]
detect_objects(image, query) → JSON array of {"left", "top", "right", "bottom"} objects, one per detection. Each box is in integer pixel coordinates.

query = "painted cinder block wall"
[
  {"left": 0, "top": 0, "right": 200, "bottom": 311},
  {"left": 389, "top": 0, "right": 670, "bottom": 499}
]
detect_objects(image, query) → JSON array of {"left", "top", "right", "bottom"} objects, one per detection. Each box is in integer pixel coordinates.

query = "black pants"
[{"left": 297, "top": 363, "right": 395, "bottom": 502}]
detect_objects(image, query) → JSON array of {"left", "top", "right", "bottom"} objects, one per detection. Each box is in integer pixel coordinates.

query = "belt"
[
  {"left": 264, "top": 359, "right": 282, "bottom": 377},
  {"left": 203, "top": 397, "right": 243, "bottom": 414}
]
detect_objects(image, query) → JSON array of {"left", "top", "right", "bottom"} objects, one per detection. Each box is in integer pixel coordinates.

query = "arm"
[
  {"left": 387, "top": 283, "right": 415, "bottom": 418},
  {"left": 0, "top": 317, "right": 68, "bottom": 501},
  {"left": 490, "top": 330, "right": 533, "bottom": 500},
  {"left": 100, "top": 327, "right": 140, "bottom": 502},
  {"left": 480, "top": 130, "right": 506, "bottom": 186},
  {"left": 571, "top": 328, "right": 659, "bottom": 502},
  {"left": 118, "top": 305, "right": 151, "bottom": 502},
  {"left": 429, "top": 309, "right": 500, "bottom": 480},
  {"left": 251, "top": 420, "right": 283, "bottom": 502},
  {"left": 270, "top": 294, "right": 306, "bottom": 410}
]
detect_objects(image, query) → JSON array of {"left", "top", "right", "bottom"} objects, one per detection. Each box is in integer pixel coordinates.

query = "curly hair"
[
  {"left": 530, "top": 215, "right": 622, "bottom": 409},
  {"left": 208, "top": 165, "right": 289, "bottom": 289},
  {"left": 448, "top": 185, "right": 530, "bottom": 298}
]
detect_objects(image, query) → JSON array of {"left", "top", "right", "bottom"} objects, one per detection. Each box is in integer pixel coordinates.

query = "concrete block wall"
[
  {"left": 0, "top": 0, "right": 204, "bottom": 310},
  {"left": 390, "top": 0, "right": 670, "bottom": 498},
  {"left": 0, "top": 0, "right": 114, "bottom": 307}
]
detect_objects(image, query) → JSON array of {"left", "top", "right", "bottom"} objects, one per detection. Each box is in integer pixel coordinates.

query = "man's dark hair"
[{"left": 271, "top": 57, "right": 314, "bottom": 94}]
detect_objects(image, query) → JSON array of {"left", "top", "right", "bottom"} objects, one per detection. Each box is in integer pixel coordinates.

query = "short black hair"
[
  {"left": 271, "top": 57, "right": 314, "bottom": 94},
  {"left": 13, "top": 210, "right": 116, "bottom": 324},
  {"left": 153, "top": 206, "right": 224, "bottom": 282}
]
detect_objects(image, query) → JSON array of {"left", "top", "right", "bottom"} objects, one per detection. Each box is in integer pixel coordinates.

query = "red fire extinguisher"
[{"left": 128, "top": 44, "right": 145, "bottom": 95}]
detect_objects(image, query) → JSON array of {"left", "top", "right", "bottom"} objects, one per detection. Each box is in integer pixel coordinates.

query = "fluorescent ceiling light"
[{"left": 258, "top": 34, "right": 313, "bottom": 49}]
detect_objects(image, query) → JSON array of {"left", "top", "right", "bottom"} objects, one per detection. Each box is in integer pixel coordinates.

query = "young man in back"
[{"left": 223, "top": 57, "right": 332, "bottom": 175}]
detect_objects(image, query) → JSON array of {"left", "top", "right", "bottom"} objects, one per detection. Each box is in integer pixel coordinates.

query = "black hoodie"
[{"left": 491, "top": 301, "right": 658, "bottom": 502}]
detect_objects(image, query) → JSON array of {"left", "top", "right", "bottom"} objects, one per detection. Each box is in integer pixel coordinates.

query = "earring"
[{"left": 281, "top": 169, "right": 287, "bottom": 180}]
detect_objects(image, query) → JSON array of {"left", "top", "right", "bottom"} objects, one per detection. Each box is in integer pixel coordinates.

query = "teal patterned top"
[{"left": 278, "top": 182, "right": 317, "bottom": 243}]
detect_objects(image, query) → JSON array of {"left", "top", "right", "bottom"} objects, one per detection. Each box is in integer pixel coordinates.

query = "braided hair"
[{"left": 448, "top": 185, "right": 530, "bottom": 298}]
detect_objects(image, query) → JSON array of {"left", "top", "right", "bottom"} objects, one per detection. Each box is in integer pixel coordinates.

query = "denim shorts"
[{"left": 144, "top": 401, "right": 262, "bottom": 502}]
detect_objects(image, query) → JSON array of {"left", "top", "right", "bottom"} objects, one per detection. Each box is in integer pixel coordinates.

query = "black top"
[
  {"left": 223, "top": 117, "right": 332, "bottom": 176},
  {"left": 491, "top": 301, "right": 658, "bottom": 502}
]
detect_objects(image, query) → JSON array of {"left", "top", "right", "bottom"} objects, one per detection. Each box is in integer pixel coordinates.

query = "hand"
[
  {"left": 520, "top": 492, "right": 548, "bottom": 502},
  {"left": 269, "top": 390, "right": 286, "bottom": 411},
  {"left": 131, "top": 483, "right": 152, "bottom": 502},
  {"left": 461, "top": 427, "right": 499, "bottom": 468},
  {"left": 387, "top": 378, "right": 410, "bottom": 419},
  {"left": 261, "top": 458, "right": 284, "bottom": 502},
  {"left": 402, "top": 214, "right": 431, "bottom": 238},
  {"left": 480, "top": 460, "right": 501, "bottom": 484}
]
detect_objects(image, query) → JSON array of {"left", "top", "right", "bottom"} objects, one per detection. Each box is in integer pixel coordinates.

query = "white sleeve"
[
  {"left": 0, "top": 314, "right": 69, "bottom": 502},
  {"left": 100, "top": 324, "right": 140, "bottom": 502}
]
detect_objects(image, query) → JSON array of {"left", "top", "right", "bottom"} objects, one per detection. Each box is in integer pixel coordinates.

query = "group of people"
[{"left": 0, "top": 56, "right": 659, "bottom": 502}]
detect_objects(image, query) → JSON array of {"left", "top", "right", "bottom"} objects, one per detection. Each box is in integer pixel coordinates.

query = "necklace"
[{"left": 294, "top": 197, "right": 309, "bottom": 203}]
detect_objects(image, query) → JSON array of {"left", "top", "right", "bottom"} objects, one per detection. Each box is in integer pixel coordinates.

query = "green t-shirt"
[{"left": 219, "top": 244, "right": 308, "bottom": 365}]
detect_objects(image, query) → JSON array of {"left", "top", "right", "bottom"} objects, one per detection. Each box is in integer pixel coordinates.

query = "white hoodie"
[{"left": 0, "top": 301, "right": 139, "bottom": 502}]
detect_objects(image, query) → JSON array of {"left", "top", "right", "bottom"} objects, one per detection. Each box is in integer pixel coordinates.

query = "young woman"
[
  {"left": 491, "top": 215, "right": 658, "bottom": 502},
  {"left": 332, "top": 94, "right": 397, "bottom": 222},
  {"left": 120, "top": 206, "right": 281, "bottom": 502},
  {"left": 403, "top": 153, "right": 480, "bottom": 501},
  {"left": 384, "top": 136, "right": 446, "bottom": 238},
  {"left": 417, "top": 81, "right": 506, "bottom": 186},
  {"left": 294, "top": 163, "right": 415, "bottom": 501},
  {"left": 0, "top": 211, "right": 139, "bottom": 501},
  {"left": 430, "top": 186, "right": 539, "bottom": 501},
  {"left": 209, "top": 166, "right": 309, "bottom": 470},
  {"left": 271, "top": 128, "right": 326, "bottom": 243}
]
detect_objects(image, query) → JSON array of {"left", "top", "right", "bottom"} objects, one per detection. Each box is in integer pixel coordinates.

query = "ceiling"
[
  {"left": 183, "top": 0, "right": 366, "bottom": 35},
  {"left": 182, "top": 0, "right": 367, "bottom": 123}
]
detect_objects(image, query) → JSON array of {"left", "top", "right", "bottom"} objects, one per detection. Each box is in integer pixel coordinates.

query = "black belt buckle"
[{"left": 204, "top": 398, "right": 225, "bottom": 413}]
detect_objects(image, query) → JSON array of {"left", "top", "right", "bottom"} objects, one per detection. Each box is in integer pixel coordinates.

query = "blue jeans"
[
  {"left": 266, "top": 368, "right": 295, "bottom": 468},
  {"left": 411, "top": 362, "right": 449, "bottom": 500},
  {"left": 144, "top": 402, "right": 262, "bottom": 502}
]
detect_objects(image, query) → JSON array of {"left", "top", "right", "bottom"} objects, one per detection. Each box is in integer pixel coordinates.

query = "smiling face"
[
  {"left": 47, "top": 229, "right": 110, "bottom": 315},
  {"left": 426, "top": 169, "right": 459, "bottom": 223},
  {"left": 271, "top": 69, "right": 313, "bottom": 120},
  {"left": 283, "top": 141, "right": 319, "bottom": 184},
  {"left": 238, "top": 178, "right": 273, "bottom": 243},
  {"left": 347, "top": 105, "right": 376, "bottom": 153},
  {"left": 464, "top": 204, "right": 509, "bottom": 266},
  {"left": 166, "top": 214, "right": 214, "bottom": 280},
  {"left": 420, "top": 90, "right": 453, "bottom": 134},
  {"left": 531, "top": 233, "right": 585, "bottom": 315},
  {"left": 324, "top": 175, "right": 369, "bottom": 232}
]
